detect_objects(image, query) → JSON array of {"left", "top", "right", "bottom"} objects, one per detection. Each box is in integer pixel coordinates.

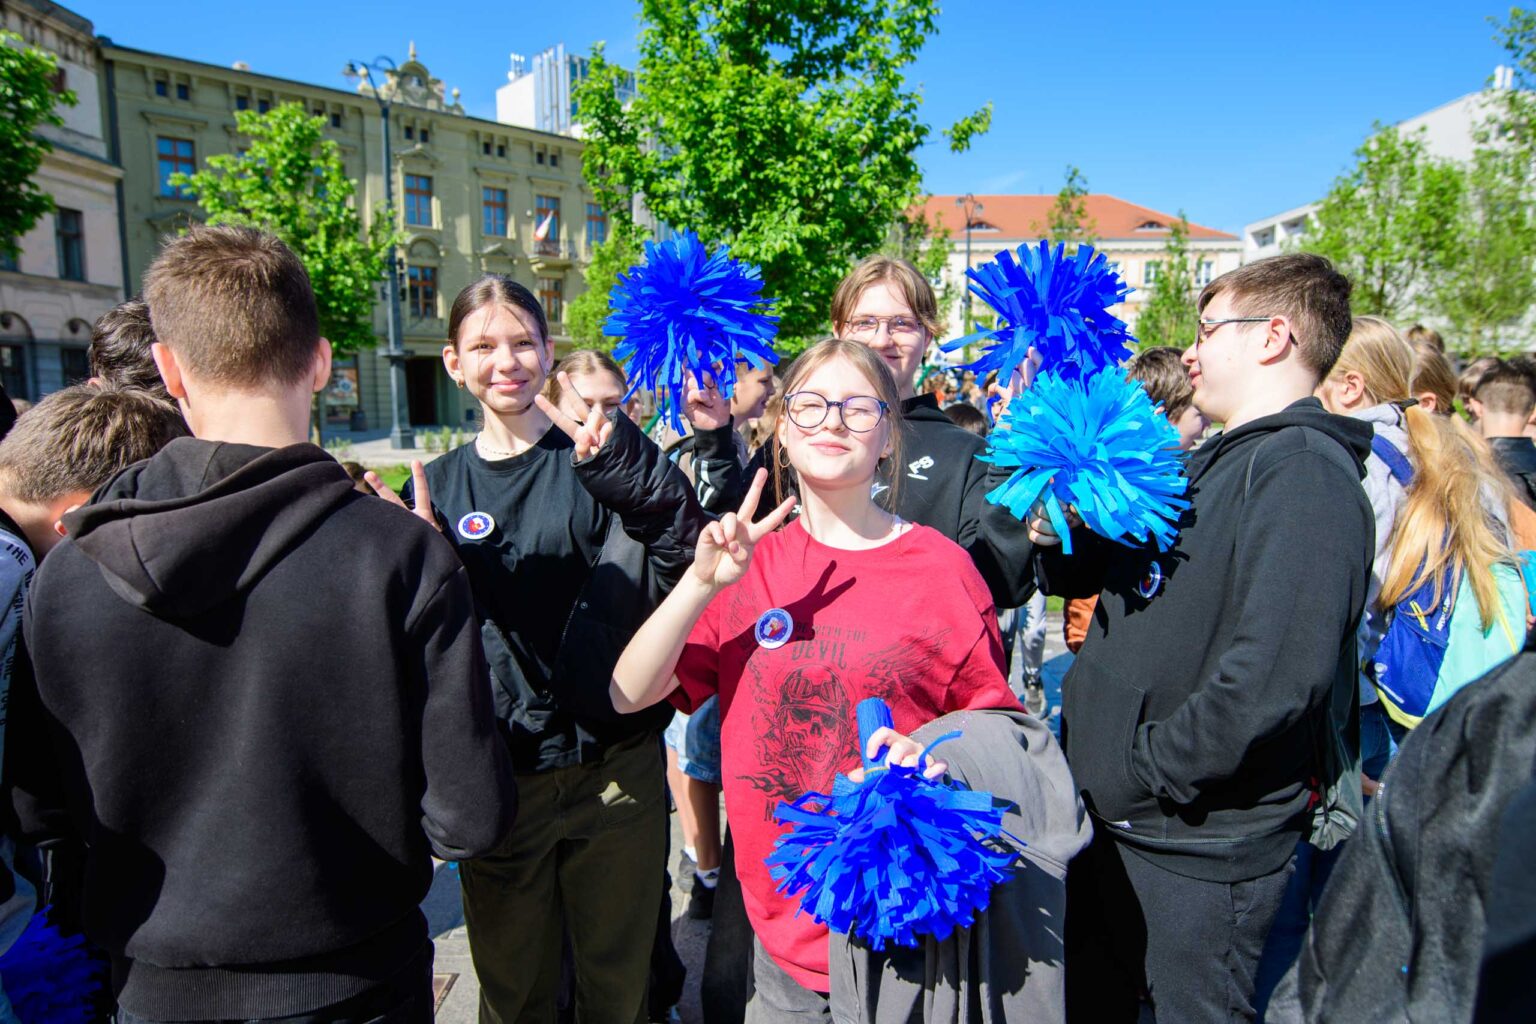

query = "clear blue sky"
[{"left": 79, "top": 0, "right": 1515, "bottom": 235}]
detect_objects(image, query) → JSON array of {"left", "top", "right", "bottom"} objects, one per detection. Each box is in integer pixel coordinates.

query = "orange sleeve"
[{"left": 1064, "top": 595, "right": 1097, "bottom": 654}]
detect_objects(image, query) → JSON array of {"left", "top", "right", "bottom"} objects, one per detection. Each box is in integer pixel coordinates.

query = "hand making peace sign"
[
  {"left": 692, "top": 468, "right": 796, "bottom": 590},
  {"left": 367, "top": 460, "right": 441, "bottom": 533},
  {"left": 534, "top": 370, "right": 615, "bottom": 461}
]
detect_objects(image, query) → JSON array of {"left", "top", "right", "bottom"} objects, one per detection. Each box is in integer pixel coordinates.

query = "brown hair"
[
  {"left": 1410, "top": 345, "right": 1457, "bottom": 415},
  {"left": 1328, "top": 316, "right": 1414, "bottom": 405},
  {"left": 1126, "top": 346, "right": 1194, "bottom": 421},
  {"left": 830, "top": 255, "right": 942, "bottom": 339},
  {"left": 769, "top": 339, "right": 906, "bottom": 516},
  {"left": 542, "top": 349, "right": 625, "bottom": 403},
  {"left": 1474, "top": 360, "right": 1536, "bottom": 419},
  {"left": 142, "top": 225, "right": 320, "bottom": 388},
  {"left": 89, "top": 297, "right": 170, "bottom": 400},
  {"left": 447, "top": 275, "right": 548, "bottom": 349},
  {"left": 943, "top": 402, "right": 988, "bottom": 437},
  {"left": 1196, "top": 252, "right": 1353, "bottom": 379},
  {"left": 1458, "top": 355, "right": 1500, "bottom": 405},
  {"left": 0, "top": 383, "right": 188, "bottom": 503},
  {"left": 1404, "top": 323, "right": 1444, "bottom": 353}
]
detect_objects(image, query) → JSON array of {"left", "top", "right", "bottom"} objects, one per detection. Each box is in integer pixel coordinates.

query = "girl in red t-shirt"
[{"left": 612, "top": 339, "right": 1020, "bottom": 1011}]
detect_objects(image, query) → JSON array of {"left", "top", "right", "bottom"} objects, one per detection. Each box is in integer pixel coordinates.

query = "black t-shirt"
[{"left": 420, "top": 432, "right": 606, "bottom": 693}]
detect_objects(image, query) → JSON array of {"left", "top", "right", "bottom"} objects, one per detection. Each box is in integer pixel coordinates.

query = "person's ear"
[
  {"left": 1258, "top": 316, "right": 1293, "bottom": 365},
  {"left": 151, "top": 342, "right": 187, "bottom": 400},
  {"left": 442, "top": 342, "right": 461, "bottom": 385},
  {"left": 1342, "top": 371, "right": 1367, "bottom": 405},
  {"left": 1416, "top": 391, "right": 1438, "bottom": 413},
  {"left": 49, "top": 497, "right": 87, "bottom": 539},
  {"left": 1468, "top": 397, "right": 1484, "bottom": 420},
  {"left": 311, "top": 337, "right": 333, "bottom": 395}
]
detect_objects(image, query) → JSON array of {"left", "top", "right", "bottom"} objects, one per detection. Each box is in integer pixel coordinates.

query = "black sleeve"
[
  {"left": 410, "top": 566, "right": 518, "bottom": 860},
  {"left": 959, "top": 458, "right": 1039, "bottom": 607},
  {"left": 7, "top": 613, "right": 74, "bottom": 849},
  {"left": 1031, "top": 526, "right": 1117, "bottom": 599},
  {"left": 574, "top": 410, "right": 711, "bottom": 593},
  {"left": 1128, "top": 448, "right": 1371, "bottom": 804},
  {"left": 690, "top": 423, "right": 749, "bottom": 515}
]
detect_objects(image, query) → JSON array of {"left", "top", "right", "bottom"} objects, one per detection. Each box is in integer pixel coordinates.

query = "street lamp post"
[
  {"left": 344, "top": 57, "right": 414, "bottom": 449},
  {"left": 955, "top": 193, "right": 983, "bottom": 336}
]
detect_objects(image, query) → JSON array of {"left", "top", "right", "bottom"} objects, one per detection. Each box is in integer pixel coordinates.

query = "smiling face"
[
  {"left": 559, "top": 368, "right": 627, "bottom": 421},
  {"left": 837, "top": 281, "right": 930, "bottom": 398},
  {"left": 731, "top": 363, "right": 776, "bottom": 421},
  {"left": 776, "top": 355, "right": 893, "bottom": 496},
  {"left": 443, "top": 303, "right": 552, "bottom": 419},
  {"left": 1181, "top": 292, "right": 1269, "bottom": 425}
]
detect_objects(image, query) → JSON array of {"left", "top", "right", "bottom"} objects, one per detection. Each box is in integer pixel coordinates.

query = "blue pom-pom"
[
  {"left": 0, "top": 910, "right": 105, "bottom": 1024},
  {"left": 605, "top": 230, "right": 779, "bottom": 433},
  {"left": 766, "top": 737, "right": 1020, "bottom": 950},
  {"left": 942, "top": 241, "right": 1133, "bottom": 384},
  {"left": 980, "top": 367, "right": 1190, "bottom": 554}
]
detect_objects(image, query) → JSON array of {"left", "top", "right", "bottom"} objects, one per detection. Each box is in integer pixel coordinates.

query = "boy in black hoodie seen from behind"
[
  {"left": 1031, "top": 253, "right": 1374, "bottom": 1022},
  {"left": 1470, "top": 360, "right": 1536, "bottom": 510},
  {"left": 7, "top": 226, "right": 517, "bottom": 1024}
]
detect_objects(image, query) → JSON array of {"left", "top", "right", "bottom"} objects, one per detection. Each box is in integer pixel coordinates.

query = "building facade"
[
  {"left": 0, "top": 0, "right": 124, "bottom": 401},
  {"left": 919, "top": 194, "right": 1242, "bottom": 345},
  {"left": 496, "top": 43, "right": 636, "bottom": 137},
  {"left": 102, "top": 39, "right": 602, "bottom": 433}
]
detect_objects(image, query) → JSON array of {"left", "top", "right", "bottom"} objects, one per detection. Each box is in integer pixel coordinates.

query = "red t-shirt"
[{"left": 672, "top": 520, "right": 1020, "bottom": 991}]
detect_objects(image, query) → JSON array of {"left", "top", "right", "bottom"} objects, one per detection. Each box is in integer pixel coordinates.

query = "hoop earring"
[
  {"left": 455, "top": 377, "right": 465, "bottom": 390},
  {"left": 776, "top": 443, "right": 791, "bottom": 470}
]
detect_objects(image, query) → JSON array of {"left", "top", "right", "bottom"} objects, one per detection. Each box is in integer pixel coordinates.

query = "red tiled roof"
[{"left": 918, "top": 194, "right": 1238, "bottom": 242}]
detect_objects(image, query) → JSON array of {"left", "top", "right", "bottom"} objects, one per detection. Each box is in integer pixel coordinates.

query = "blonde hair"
[
  {"left": 1410, "top": 345, "right": 1457, "bottom": 415},
  {"left": 1379, "top": 405, "right": 1518, "bottom": 631},
  {"left": 1328, "top": 316, "right": 1414, "bottom": 406},
  {"left": 542, "top": 349, "right": 625, "bottom": 403},
  {"left": 770, "top": 339, "right": 905, "bottom": 516},
  {"left": 829, "top": 255, "right": 942, "bottom": 339}
]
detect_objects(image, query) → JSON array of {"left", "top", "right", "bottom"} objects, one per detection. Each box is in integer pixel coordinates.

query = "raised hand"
[
  {"left": 535, "top": 370, "right": 615, "bottom": 461},
  {"left": 989, "top": 346, "right": 1044, "bottom": 423},
  {"left": 848, "top": 725, "right": 948, "bottom": 783},
  {"left": 367, "top": 460, "right": 441, "bottom": 532},
  {"left": 1026, "top": 498, "right": 1082, "bottom": 547},
  {"left": 683, "top": 371, "right": 731, "bottom": 431},
  {"left": 691, "top": 467, "right": 795, "bottom": 590}
]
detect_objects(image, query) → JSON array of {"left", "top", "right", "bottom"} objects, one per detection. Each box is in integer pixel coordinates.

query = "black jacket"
[
  {"left": 1489, "top": 436, "right": 1536, "bottom": 511},
  {"left": 1271, "top": 631, "right": 1536, "bottom": 1023},
  {"left": 1038, "top": 399, "right": 1373, "bottom": 882},
  {"left": 421, "top": 410, "right": 710, "bottom": 772},
  {"left": 742, "top": 394, "right": 1037, "bottom": 607},
  {"left": 7, "top": 439, "right": 516, "bottom": 1020}
]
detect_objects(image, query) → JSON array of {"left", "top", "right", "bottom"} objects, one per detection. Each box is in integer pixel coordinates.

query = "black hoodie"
[
  {"left": 1489, "top": 436, "right": 1536, "bottom": 510},
  {"left": 6, "top": 439, "right": 516, "bottom": 1020},
  {"left": 1036, "top": 398, "right": 1374, "bottom": 882}
]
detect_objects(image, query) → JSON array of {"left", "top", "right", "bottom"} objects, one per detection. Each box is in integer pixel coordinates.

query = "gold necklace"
[{"left": 475, "top": 434, "right": 524, "bottom": 460}]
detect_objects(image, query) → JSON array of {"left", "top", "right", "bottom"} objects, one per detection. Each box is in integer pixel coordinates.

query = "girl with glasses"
[{"left": 610, "top": 339, "right": 1022, "bottom": 1019}]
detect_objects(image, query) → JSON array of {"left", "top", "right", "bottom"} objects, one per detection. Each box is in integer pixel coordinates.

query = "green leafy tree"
[
  {"left": 574, "top": 0, "right": 989, "bottom": 357},
  {"left": 1300, "top": 124, "right": 1463, "bottom": 321},
  {"left": 170, "top": 102, "right": 399, "bottom": 355},
  {"left": 0, "top": 31, "right": 77, "bottom": 260},
  {"left": 1136, "top": 214, "right": 1198, "bottom": 350},
  {"left": 567, "top": 225, "right": 645, "bottom": 349},
  {"left": 1042, "top": 165, "right": 1096, "bottom": 250}
]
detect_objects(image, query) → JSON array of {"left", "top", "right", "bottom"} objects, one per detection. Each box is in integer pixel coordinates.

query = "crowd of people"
[{"left": 0, "top": 224, "right": 1532, "bottom": 1024}]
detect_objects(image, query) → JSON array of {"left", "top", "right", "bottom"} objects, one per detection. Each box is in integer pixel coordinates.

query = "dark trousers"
[
  {"left": 701, "top": 831, "right": 755, "bottom": 1024},
  {"left": 1065, "top": 829, "right": 1294, "bottom": 1023},
  {"left": 742, "top": 939, "right": 828, "bottom": 1023},
  {"left": 116, "top": 956, "right": 434, "bottom": 1024}
]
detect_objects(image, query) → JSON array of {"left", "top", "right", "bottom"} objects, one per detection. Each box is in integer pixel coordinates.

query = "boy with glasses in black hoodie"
[
  {"left": 1031, "top": 253, "right": 1374, "bottom": 1022},
  {"left": 6, "top": 226, "right": 516, "bottom": 1024}
]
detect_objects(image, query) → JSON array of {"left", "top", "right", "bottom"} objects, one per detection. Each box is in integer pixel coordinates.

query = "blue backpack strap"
[{"left": 1371, "top": 433, "right": 1414, "bottom": 487}]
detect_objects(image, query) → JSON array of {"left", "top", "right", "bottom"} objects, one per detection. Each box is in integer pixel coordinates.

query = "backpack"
[{"left": 1368, "top": 435, "right": 1526, "bottom": 730}]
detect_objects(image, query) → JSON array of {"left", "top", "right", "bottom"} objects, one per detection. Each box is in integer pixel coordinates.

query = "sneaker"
[
  {"left": 687, "top": 875, "right": 716, "bottom": 919},
  {"left": 676, "top": 852, "right": 696, "bottom": 892},
  {"left": 1024, "top": 682, "right": 1045, "bottom": 715}
]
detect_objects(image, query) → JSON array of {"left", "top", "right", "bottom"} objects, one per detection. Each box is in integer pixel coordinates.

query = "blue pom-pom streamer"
[
  {"left": 605, "top": 230, "right": 779, "bottom": 433},
  {"left": 979, "top": 366, "right": 1190, "bottom": 554},
  {"left": 0, "top": 910, "right": 106, "bottom": 1024},
  {"left": 766, "top": 698, "right": 1021, "bottom": 950},
  {"left": 942, "top": 241, "right": 1133, "bottom": 384}
]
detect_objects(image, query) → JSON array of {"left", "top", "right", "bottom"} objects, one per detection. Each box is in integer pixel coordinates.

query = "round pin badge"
[
  {"left": 457, "top": 511, "right": 496, "bottom": 541},
  {"left": 1136, "top": 562, "right": 1164, "bottom": 600},
  {"left": 755, "top": 608, "right": 794, "bottom": 649}
]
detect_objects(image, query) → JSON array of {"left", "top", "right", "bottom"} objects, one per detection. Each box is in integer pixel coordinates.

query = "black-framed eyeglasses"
[
  {"left": 1195, "top": 317, "right": 1274, "bottom": 345},
  {"left": 844, "top": 315, "right": 925, "bottom": 340},
  {"left": 784, "top": 391, "right": 889, "bottom": 433}
]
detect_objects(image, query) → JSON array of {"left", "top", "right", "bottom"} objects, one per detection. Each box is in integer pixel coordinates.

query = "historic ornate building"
[{"left": 102, "top": 39, "right": 600, "bottom": 432}]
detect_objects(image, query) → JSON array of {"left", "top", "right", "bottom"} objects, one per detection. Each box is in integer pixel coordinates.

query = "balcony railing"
[{"left": 531, "top": 239, "right": 581, "bottom": 261}]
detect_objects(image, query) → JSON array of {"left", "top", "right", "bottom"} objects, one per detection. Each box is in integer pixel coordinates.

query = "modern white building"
[
  {"left": 919, "top": 194, "right": 1243, "bottom": 342},
  {"left": 1242, "top": 65, "right": 1519, "bottom": 262},
  {"left": 495, "top": 44, "right": 635, "bottom": 138},
  {"left": 0, "top": 0, "right": 125, "bottom": 401}
]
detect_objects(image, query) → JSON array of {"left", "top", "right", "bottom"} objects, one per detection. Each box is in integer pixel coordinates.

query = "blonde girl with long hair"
[{"left": 610, "top": 338, "right": 1022, "bottom": 1016}]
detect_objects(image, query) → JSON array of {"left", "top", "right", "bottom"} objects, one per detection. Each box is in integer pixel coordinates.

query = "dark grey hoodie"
[{"left": 6, "top": 438, "right": 515, "bottom": 1020}]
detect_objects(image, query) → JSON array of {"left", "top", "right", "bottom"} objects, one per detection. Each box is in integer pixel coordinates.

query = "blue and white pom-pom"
[
  {"left": 981, "top": 366, "right": 1190, "bottom": 554},
  {"left": 605, "top": 230, "right": 778, "bottom": 433},
  {"left": 943, "top": 241, "right": 1133, "bottom": 384},
  {"left": 0, "top": 910, "right": 106, "bottom": 1024},
  {"left": 766, "top": 699, "right": 1020, "bottom": 951}
]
